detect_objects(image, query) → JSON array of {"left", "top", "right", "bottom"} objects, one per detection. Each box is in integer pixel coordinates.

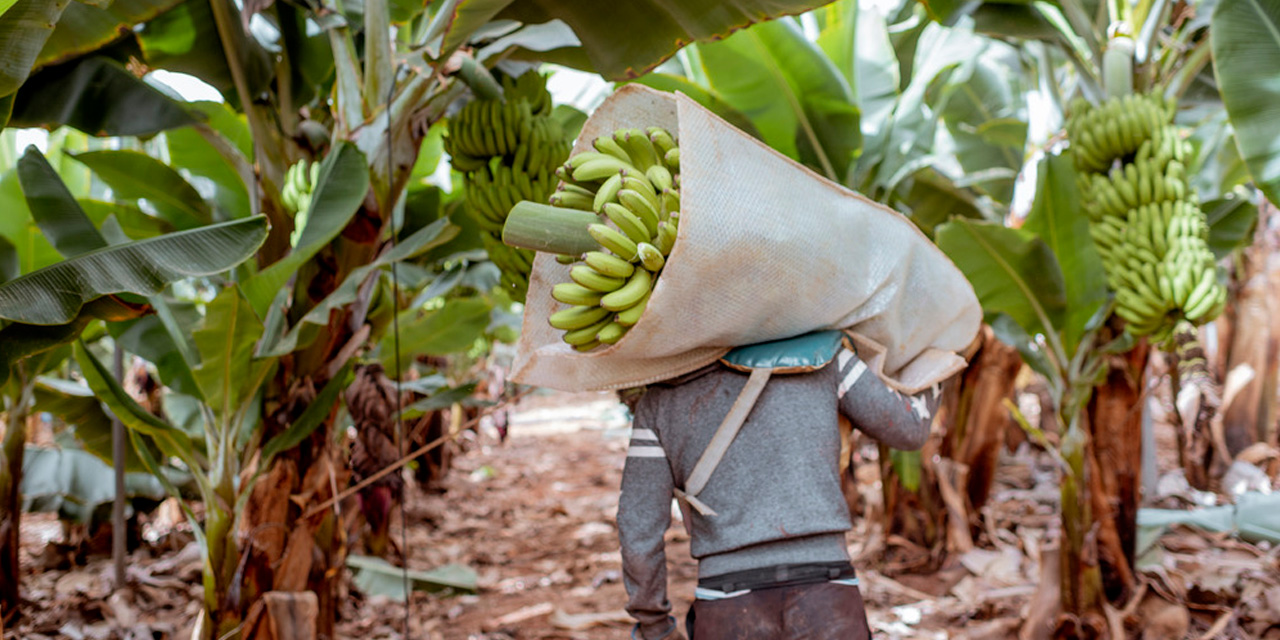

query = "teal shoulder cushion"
[{"left": 720, "top": 330, "right": 845, "bottom": 375}]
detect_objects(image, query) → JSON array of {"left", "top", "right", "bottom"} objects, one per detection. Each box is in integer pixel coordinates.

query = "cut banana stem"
[{"left": 503, "top": 201, "right": 600, "bottom": 255}]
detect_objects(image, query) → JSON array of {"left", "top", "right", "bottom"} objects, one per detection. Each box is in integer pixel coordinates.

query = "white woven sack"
[{"left": 512, "top": 85, "right": 982, "bottom": 395}]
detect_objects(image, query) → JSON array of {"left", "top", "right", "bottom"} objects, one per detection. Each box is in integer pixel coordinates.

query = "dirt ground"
[{"left": 9, "top": 389, "right": 1280, "bottom": 639}]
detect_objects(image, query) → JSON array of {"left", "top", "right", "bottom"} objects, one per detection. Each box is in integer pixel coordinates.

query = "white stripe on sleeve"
[
  {"left": 630, "top": 428, "right": 658, "bottom": 441},
  {"left": 627, "top": 445, "right": 666, "bottom": 458},
  {"left": 837, "top": 348, "right": 854, "bottom": 371},
  {"left": 837, "top": 361, "right": 867, "bottom": 399}
]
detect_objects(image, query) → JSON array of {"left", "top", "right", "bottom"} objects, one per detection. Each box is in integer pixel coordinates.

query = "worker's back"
[
  {"left": 617, "top": 343, "right": 938, "bottom": 639},
  {"left": 629, "top": 362, "right": 853, "bottom": 578}
]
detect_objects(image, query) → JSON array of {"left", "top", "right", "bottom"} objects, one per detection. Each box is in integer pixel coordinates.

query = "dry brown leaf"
[
  {"left": 547, "top": 608, "right": 633, "bottom": 631},
  {"left": 486, "top": 602, "right": 555, "bottom": 628}
]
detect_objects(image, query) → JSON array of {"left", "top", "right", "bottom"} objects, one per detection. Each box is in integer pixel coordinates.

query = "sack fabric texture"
[{"left": 512, "top": 84, "right": 982, "bottom": 395}]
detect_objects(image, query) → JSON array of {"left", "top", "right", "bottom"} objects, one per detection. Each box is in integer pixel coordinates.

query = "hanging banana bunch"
[
  {"left": 281, "top": 159, "right": 319, "bottom": 215},
  {"left": 542, "top": 126, "right": 682, "bottom": 352},
  {"left": 1067, "top": 92, "right": 1225, "bottom": 345},
  {"left": 445, "top": 71, "right": 571, "bottom": 302}
]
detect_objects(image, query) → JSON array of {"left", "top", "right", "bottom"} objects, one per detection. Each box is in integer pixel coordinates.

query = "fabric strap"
[{"left": 674, "top": 367, "right": 772, "bottom": 516}]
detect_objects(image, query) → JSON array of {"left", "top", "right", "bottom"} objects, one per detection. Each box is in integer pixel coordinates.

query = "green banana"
[
  {"left": 601, "top": 268, "right": 653, "bottom": 311},
  {"left": 615, "top": 289, "right": 652, "bottom": 326},
  {"left": 570, "top": 265, "right": 626, "bottom": 292},
  {"left": 596, "top": 321, "right": 627, "bottom": 344},
  {"left": 594, "top": 173, "right": 624, "bottom": 212},
  {"left": 603, "top": 202, "right": 652, "bottom": 245},
  {"left": 552, "top": 282, "right": 605, "bottom": 306},
  {"left": 637, "top": 242, "right": 665, "bottom": 272},
  {"left": 585, "top": 251, "right": 636, "bottom": 278},
  {"left": 549, "top": 304, "right": 612, "bottom": 331},
  {"left": 449, "top": 69, "right": 570, "bottom": 303},
  {"left": 588, "top": 224, "right": 639, "bottom": 261}
]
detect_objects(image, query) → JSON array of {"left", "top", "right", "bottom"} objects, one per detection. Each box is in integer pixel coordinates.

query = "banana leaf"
[
  {"left": 0, "top": 0, "right": 72, "bottom": 97},
  {"left": 9, "top": 56, "right": 196, "bottom": 136},
  {"left": 69, "top": 150, "right": 212, "bottom": 229},
  {"left": 33, "top": 0, "right": 182, "bottom": 69},
  {"left": 496, "top": 0, "right": 837, "bottom": 81},
  {"left": 935, "top": 218, "right": 1067, "bottom": 343},
  {"left": 17, "top": 145, "right": 107, "bottom": 257},
  {"left": 1020, "top": 153, "right": 1106, "bottom": 357},
  {"left": 1211, "top": 0, "right": 1280, "bottom": 206},
  {"left": 0, "top": 216, "right": 267, "bottom": 325}
]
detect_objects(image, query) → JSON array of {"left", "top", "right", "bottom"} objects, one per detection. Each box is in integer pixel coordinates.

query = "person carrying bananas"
[{"left": 616, "top": 329, "right": 942, "bottom": 639}]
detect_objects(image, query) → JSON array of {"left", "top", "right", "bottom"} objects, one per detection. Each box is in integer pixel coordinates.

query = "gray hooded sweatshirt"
[{"left": 616, "top": 345, "right": 941, "bottom": 638}]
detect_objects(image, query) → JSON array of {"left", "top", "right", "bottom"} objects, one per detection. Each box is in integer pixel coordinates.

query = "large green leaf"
[
  {"left": 1211, "top": 0, "right": 1280, "bottom": 206},
  {"left": 347, "top": 554, "right": 477, "bottom": 600},
  {"left": 497, "top": 0, "right": 835, "bottom": 81},
  {"left": 0, "top": 0, "right": 72, "bottom": 97},
  {"left": 936, "top": 217, "right": 1066, "bottom": 341},
  {"left": 851, "top": 5, "right": 898, "bottom": 136},
  {"left": 935, "top": 59, "right": 1026, "bottom": 204},
  {"left": 34, "top": 0, "right": 183, "bottom": 69},
  {"left": 1020, "top": 152, "right": 1105, "bottom": 357},
  {"left": 191, "top": 286, "right": 271, "bottom": 421},
  {"left": 698, "top": 18, "right": 859, "bottom": 181},
  {"left": 0, "top": 216, "right": 267, "bottom": 325},
  {"left": 70, "top": 150, "right": 212, "bottom": 229},
  {"left": 380, "top": 296, "right": 492, "bottom": 370},
  {"left": 9, "top": 56, "right": 197, "bottom": 136},
  {"left": 817, "top": 1, "right": 856, "bottom": 90},
  {"left": 242, "top": 142, "right": 370, "bottom": 315},
  {"left": 629, "top": 72, "right": 762, "bottom": 141},
  {"left": 17, "top": 146, "right": 107, "bottom": 258}
]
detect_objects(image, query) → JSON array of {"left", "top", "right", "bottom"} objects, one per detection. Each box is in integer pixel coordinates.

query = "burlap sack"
[{"left": 511, "top": 85, "right": 982, "bottom": 395}]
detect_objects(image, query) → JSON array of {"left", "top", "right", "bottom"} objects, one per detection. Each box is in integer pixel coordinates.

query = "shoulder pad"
[{"left": 720, "top": 330, "right": 845, "bottom": 375}]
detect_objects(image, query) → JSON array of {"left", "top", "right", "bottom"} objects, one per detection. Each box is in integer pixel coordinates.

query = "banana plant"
[
  {"left": 3, "top": 0, "right": 844, "bottom": 634},
  {"left": 924, "top": 0, "right": 1266, "bottom": 631},
  {"left": 0, "top": 146, "right": 268, "bottom": 620}
]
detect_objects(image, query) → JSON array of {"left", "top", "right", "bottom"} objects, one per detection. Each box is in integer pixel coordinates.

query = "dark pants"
[{"left": 686, "top": 581, "right": 872, "bottom": 640}]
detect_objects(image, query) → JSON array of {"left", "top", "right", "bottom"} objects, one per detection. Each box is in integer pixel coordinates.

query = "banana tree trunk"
[
  {"left": 0, "top": 379, "right": 32, "bottom": 624},
  {"left": 1085, "top": 335, "right": 1147, "bottom": 603},
  {"left": 1058, "top": 415, "right": 1106, "bottom": 637},
  {"left": 241, "top": 221, "right": 384, "bottom": 640},
  {"left": 0, "top": 409, "right": 25, "bottom": 623},
  {"left": 1220, "top": 201, "right": 1280, "bottom": 452}
]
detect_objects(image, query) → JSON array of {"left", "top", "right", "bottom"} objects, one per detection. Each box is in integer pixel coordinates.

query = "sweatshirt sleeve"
[
  {"left": 616, "top": 399, "right": 678, "bottom": 639},
  {"left": 834, "top": 346, "right": 942, "bottom": 451}
]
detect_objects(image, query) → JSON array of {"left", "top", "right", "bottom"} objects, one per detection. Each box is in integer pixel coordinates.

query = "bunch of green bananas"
[
  {"left": 1067, "top": 93, "right": 1224, "bottom": 344},
  {"left": 543, "top": 126, "right": 681, "bottom": 352},
  {"left": 445, "top": 71, "right": 571, "bottom": 302},
  {"left": 281, "top": 159, "right": 319, "bottom": 214}
]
